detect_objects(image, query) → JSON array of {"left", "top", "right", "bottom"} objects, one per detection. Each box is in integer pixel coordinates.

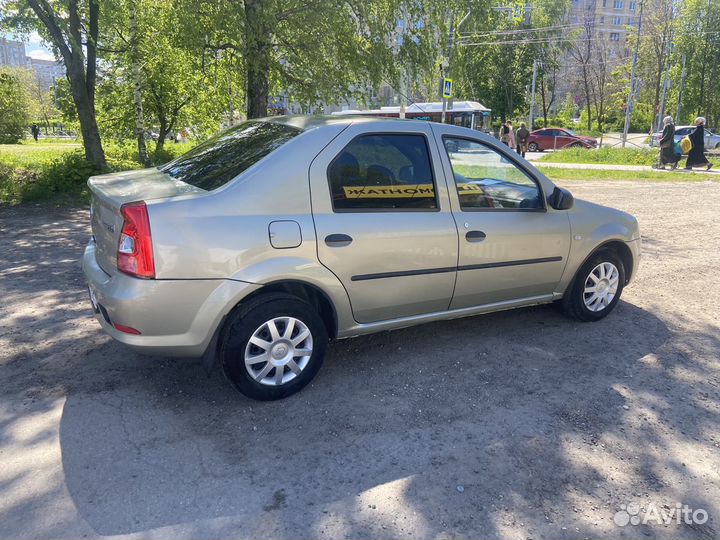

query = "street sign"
[{"left": 442, "top": 78, "right": 453, "bottom": 99}]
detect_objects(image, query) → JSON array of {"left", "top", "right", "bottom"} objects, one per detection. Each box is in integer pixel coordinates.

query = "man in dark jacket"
[
  {"left": 685, "top": 117, "right": 712, "bottom": 171},
  {"left": 516, "top": 123, "right": 530, "bottom": 157}
]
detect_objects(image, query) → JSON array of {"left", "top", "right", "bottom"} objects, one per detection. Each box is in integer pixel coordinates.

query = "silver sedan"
[{"left": 83, "top": 116, "right": 641, "bottom": 400}]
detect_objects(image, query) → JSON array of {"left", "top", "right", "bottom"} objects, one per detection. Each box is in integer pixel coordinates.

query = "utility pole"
[
  {"left": 676, "top": 53, "right": 687, "bottom": 122},
  {"left": 529, "top": 59, "right": 538, "bottom": 130},
  {"left": 656, "top": 57, "right": 671, "bottom": 134},
  {"left": 441, "top": 11, "right": 455, "bottom": 124},
  {"left": 399, "top": 17, "right": 408, "bottom": 119},
  {"left": 622, "top": 0, "right": 644, "bottom": 148}
]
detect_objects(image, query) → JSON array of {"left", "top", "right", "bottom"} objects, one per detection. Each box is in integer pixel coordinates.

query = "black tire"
[
  {"left": 570, "top": 142, "right": 583, "bottom": 148},
  {"left": 563, "top": 250, "right": 625, "bottom": 322},
  {"left": 528, "top": 142, "right": 539, "bottom": 152},
  {"left": 220, "top": 292, "right": 328, "bottom": 400}
]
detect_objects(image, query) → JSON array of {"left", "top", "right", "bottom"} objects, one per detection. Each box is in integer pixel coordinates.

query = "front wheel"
[
  {"left": 563, "top": 251, "right": 625, "bottom": 322},
  {"left": 528, "top": 142, "right": 539, "bottom": 152},
  {"left": 220, "top": 293, "right": 328, "bottom": 400}
]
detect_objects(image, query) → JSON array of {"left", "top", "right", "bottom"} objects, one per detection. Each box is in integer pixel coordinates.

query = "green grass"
[
  {"left": 0, "top": 139, "right": 194, "bottom": 205},
  {"left": 537, "top": 166, "right": 719, "bottom": 182},
  {"left": 537, "top": 146, "right": 720, "bottom": 168},
  {"left": 0, "top": 141, "right": 82, "bottom": 168}
]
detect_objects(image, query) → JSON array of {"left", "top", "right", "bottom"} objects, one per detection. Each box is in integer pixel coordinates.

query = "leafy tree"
[
  {"left": 453, "top": 0, "right": 571, "bottom": 123},
  {"left": 2, "top": 0, "right": 107, "bottom": 167},
  {"left": 177, "top": 0, "right": 443, "bottom": 119},
  {"left": 0, "top": 67, "right": 31, "bottom": 143},
  {"left": 670, "top": 0, "right": 720, "bottom": 127}
]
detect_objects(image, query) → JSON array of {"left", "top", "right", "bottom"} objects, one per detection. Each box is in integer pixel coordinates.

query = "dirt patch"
[{"left": 1, "top": 181, "right": 719, "bottom": 539}]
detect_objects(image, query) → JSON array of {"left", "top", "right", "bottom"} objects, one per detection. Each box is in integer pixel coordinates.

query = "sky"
[{"left": 3, "top": 30, "right": 56, "bottom": 61}]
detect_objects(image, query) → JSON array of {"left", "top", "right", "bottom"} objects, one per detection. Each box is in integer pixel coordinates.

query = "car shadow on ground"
[{"left": 48, "top": 300, "right": 719, "bottom": 539}]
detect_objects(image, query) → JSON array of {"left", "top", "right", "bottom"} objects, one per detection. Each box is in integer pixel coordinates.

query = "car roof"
[{"left": 262, "top": 114, "right": 433, "bottom": 131}]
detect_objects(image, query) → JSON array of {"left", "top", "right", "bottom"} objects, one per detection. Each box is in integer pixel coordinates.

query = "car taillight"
[{"left": 117, "top": 201, "right": 155, "bottom": 279}]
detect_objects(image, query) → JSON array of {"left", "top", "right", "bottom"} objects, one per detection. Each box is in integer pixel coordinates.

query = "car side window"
[
  {"left": 444, "top": 137, "right": 543, "bottom": 211},
  {"left": 327, "top": 134, "right": 438, "bottom": 211}
]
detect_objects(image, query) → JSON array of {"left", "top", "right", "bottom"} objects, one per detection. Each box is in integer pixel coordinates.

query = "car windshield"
[
  {"left": 160, "top": 121, "right": 302, "bottom": 191},
  {"left": 564, "top": 129, "right": 577, "bottom": 136}
]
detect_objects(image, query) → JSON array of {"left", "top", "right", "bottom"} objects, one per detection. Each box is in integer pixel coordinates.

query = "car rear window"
[{"left": 160, "top": 121, "right": 302, "bottom": 191}]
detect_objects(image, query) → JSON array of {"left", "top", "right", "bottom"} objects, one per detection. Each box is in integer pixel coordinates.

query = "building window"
[
  {"left": 629, "top": 1, "right": 636, "bottom": 9},
  {"left": 600, "top": 16, "right": 605, "bottom": 22},
  {"left": 628, "top": 16, "right": 635, "bottom": 25},
  {"left": 603, "top": 0, "right": 607, "bottom": 6},
  {"left": 610, "top": 32, "right": 621, "bottom": 41},
  {"left": 613, "top": 0, "right": 624, "bottom": 8},
  {"left": 613, "top": 15, "right": 622, "bottom": 24}
]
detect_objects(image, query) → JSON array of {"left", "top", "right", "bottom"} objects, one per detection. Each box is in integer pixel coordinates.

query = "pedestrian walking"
[
  {"left": 500, "top": 121, "right": 511, "bottom": 146},
  {"left": 516, "top": 122, "right": 530, "bottom": 157},
  {"left": 684, "top": 117, "right": 712, "bottom": 171},
  {"left": 657, "top": 116, "right": 679, "bottom": 169},
  {"left": 503, "top": 121, "right": 516, "bottom": 149},
  {"left": 31, "top": 124, "right": 40, "bottom": 142}
]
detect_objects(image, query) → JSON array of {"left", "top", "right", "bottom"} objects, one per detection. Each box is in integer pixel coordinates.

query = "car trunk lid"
[{"left": 88, "top": 168, "right": 204, "bottom": 274}]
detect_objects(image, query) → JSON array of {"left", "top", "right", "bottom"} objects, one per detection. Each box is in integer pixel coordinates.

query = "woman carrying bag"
[{"left": 684, "top": 117, "right": 713, "bottom": 171}]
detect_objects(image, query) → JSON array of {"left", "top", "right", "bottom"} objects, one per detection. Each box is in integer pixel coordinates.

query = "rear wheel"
[
  {"left": 528, "top": 142, "right": 539, "bottom": 152},
  {"left": 220, "top": 293, "right": 328, "bottom": 400},
  {"left": 563, "top": 250, "right": 625, "bottom": 322}
]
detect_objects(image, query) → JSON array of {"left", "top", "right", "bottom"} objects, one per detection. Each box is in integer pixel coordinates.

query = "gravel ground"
[{"left": 1, "top": 180, "right": 719, "bottom": 540}]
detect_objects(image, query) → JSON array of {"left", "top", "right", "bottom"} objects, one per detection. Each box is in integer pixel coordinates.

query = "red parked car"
[{"left": 527, "top": 128, "right": 598, "bottom": 152}]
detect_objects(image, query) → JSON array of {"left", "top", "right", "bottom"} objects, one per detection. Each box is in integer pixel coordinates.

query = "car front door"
[
  {"left": 434, "top": 128, "right": 571, "bottom": 309},
  {"left": 309, "top": 122, "right": 458, "bottom": 323}
]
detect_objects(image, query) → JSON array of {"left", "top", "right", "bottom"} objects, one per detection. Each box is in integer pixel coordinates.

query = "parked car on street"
[
  {"left": 649, "top": 125, "right": 720, "bottom": 151},
  {"left": 527, "top": 128, "right": 598, "bottom": 151},
  {"left": 83, "top": 116, "right": 641, "bottom": 400}
]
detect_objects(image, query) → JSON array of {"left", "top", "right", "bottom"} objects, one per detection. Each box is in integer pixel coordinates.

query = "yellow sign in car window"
[{"left": 342, "top": 183, "right": 485, "bottom": 198}]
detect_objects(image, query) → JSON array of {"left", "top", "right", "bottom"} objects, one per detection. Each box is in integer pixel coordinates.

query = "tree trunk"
[
  {"left": 540, "top": 75, "right": 549, "bottom": 127},
  {"left": 67, "top": 63, "right": 105, "bottom": 168},
  {"left": 129, "top": 1, "right": 150, "bottom": 167},
  {"left": 244, "top": 0, "right": 271, "bottom": 119},
  {"left": 156, "top": 115, "right": 169, "bottom": 152}
]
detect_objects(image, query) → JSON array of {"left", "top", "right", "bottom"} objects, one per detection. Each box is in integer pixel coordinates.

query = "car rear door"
[
  {"left": 309, "top": 121, "right": 458, "bottom": 323},
  {"left": 531, "top": 129, "right": 549, "bottom": 150},
  {"left": 432, "top": 126, "right": 571, "bottom": 309}
]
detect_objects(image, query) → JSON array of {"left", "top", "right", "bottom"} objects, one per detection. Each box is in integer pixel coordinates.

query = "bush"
[{"left": 0, "top": 139, "right": 195, "bottom": 205}]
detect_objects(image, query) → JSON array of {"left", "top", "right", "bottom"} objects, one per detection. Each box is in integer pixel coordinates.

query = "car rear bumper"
[{"left": 82, "top": 238, "right": 261, "bottom": 357}]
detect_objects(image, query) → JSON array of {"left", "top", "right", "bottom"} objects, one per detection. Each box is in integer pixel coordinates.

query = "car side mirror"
[{"left": 548, "top": 186, "right": 574, "bottom": 210}]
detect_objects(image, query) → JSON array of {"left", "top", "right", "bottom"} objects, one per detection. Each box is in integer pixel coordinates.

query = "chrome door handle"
[
  {"left": 465, "top": 230, "right": 487, "bottom": 242},
  {"left": 325, "top": 234, "right": 353, "bottom": 247}
]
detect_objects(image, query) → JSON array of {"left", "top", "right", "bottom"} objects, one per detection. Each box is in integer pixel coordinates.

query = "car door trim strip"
[
  {"left": 350, "top": 257, "right": 563, "bottom": 281},
  {"left": 351, "top": 266, "right": 457, "bottom": 281},
  {"left": 458, "top": 256, "right": 563, "bottom": 272}
]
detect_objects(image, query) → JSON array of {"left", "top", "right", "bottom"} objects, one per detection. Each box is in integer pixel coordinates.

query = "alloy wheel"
[
  {"left": 583, "top": 262, "right": 619, "bottom": 312},
  {"left": 244, "top": 317, "right": 313, "bottom": 386}
]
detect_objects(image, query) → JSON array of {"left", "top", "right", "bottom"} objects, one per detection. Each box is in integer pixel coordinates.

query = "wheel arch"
[
  {"left": 594, "top": 240, "right": 634, "bottom": 284},
  {"left": 566, "top": 240, "right": 634, "bottom": 295},
  {"left": 233, "top": 279, "right": 339, "bottom": 339}
]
